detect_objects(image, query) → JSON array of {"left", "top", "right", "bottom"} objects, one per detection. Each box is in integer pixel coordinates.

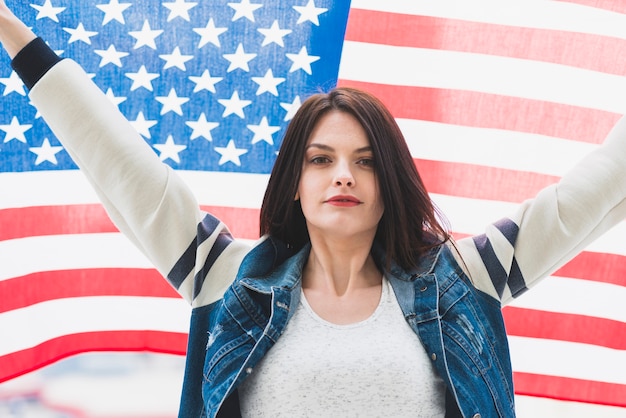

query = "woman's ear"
[{"left": 294, "top": 191, "right": 300, "bottom": 201}]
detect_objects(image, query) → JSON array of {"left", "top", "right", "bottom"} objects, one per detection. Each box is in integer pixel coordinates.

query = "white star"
[
  {"left": 130, "top": 111, "right": 158, "bottom": 138},
  {"left": 163, "top": 0, "right": 198, "bottom": 22},
  {"left": 247, "top": 117, "right": 280, "bottom": 145},
  {"left": 286, "top": 46, "right": 320, "bottom": 74},
  {"left": 31, "top": 0, "right": 66, "bottom": 22},
  {"left": 258, "top": 20, "right": 292, "bottom": 47},
  {"left": 0, "top": 116, "right": 32, "bottom": 143},
  {"left": 154, "top": 135, "right": 187, "bottom": 163},
  {"left": 280, "top": 95, "right": 302, "bottom": 121},
  {"left": 214, "top": 139, "right": 248, "bottom": 166},
  {"left": 293, "top": 0, "right": 327, "bottom": 25},
  {"left": 218, "top": 91, "right": 252, "bottom": 119},
  {"left": 159, "top": 46, "right": 194, "bottom": 71},
  {"left": 189, "top": 70, "right": 223, "bottom": 93},
  {"left": 96, "top": 0, "right": 132, "bottom": 25},
  {"left": 63, "top": 23, "right": 98, "bottom": 44},
  {"left": 29, "top": 138, "right": 63, "bottom": 165},
  {"left": 186, "top": 113, "right": 219, "bottom": 141},
  {"left": 223, "top": 43, "right": 256, "bottom": 72},
  {"left": 129, "top": 20, "right": 163, "bottom": 50},
  {"left": 156, "top": 88, "right": 190, "bottom": 116},
  {"left": 125, "top": 65, "right": 160, "bottom": 91},
  {"left": 104, "top": 88, "right": 127, "bottom": 107},
  {"left": 228, "top": 0, "right": 262, "bottom": 22},
  {"left": 193, "top": 18, "right": 227, "bottom": 48},
  {"left": 251, "top": 69, "right": 285, "bottom": 96},
  {"left": 0, "top": 71, "right": 26, "bottom": 96},
  {"left": 94, "top": 44, "right": 129, "bottom": 67}
]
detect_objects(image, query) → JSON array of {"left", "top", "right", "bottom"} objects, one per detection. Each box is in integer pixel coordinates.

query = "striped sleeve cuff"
[{"left": 11, "top": 37, "right": 63, "bottom": 90}]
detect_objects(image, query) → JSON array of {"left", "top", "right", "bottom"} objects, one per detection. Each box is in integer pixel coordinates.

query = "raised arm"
[
  {"left": 456, "top": 115, "right": 626, "bottom": 305},
  {"left": 0, "top": 2, "right": 251, "bottom": 306}
]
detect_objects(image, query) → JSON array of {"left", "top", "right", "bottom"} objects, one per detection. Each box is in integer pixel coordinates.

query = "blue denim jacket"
[{"left": 178, "top": 236, "right": 515, "bottom": 418}]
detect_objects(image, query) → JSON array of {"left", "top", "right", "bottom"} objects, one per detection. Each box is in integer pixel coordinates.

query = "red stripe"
[
  {"left": 514, "top": 372, "right": 626, "bottom": 407},
  {"left": 503, "top": 307, "right": 626, "bottom": 350},
  {"left": 336, "top": 79, "right": 621, "bottom": 144},
  {"left": 0, "top": 331, "right": 187, "bottom": 384},
  {"left": 0, "top": 269, "right": 180, "bottom": 314},
  {"left": 554, "top": 251, "right": 626, "bottom": 286},
  {"left": 345, "top": 9, "right": 626, "bottom": 76},
  {"left": 416, "top": 158, "right": 560, "bottom": 203},
  {"left": 558, "top": 0, "right": 626, "bottom": 14},
  {"left": 0, "top": 204, "right": 260, "bottom": 241}
]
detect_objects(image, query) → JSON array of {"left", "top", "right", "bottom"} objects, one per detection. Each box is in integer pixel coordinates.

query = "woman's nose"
[{"left": 333, "top": 163, "right": 354, "bottom": 187}]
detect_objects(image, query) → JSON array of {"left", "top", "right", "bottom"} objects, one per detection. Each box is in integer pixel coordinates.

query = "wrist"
[{"left": 0, "top": 8, "right": 37, "bottom": 59}]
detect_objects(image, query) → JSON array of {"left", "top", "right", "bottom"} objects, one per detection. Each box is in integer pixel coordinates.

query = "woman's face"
[{"left": 297, "top": 111, "right": 384, "bottom": 243}]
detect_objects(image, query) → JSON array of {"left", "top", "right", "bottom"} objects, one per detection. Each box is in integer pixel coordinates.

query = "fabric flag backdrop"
[{"left": 1, "top": 0, "right": 625, "bottom": 410}]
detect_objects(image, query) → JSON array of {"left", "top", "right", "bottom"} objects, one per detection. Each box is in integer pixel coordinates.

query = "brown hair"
[{"left": 259, "top": 87, "right": 449, "bottom": 270}]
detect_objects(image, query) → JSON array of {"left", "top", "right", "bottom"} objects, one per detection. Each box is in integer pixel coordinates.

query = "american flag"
[{"left": 1, "top": 0, "right": 625, "bottom": 411}]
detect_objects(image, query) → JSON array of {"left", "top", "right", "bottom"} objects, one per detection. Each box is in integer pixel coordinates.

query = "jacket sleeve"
[
  {"left": 16, "top": 39, "right": 251, "bottom": 307},
  {"left": 455, "top": 115, "right": 626, "bottom": 306}
]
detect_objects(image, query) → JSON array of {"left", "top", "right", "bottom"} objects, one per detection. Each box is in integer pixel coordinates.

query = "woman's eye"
[
  {"left": 358, "top": 158, "right": 375, "bottom": 167},
  {"left": 310, "top": 156, "right": 330, "bottom": 164}
]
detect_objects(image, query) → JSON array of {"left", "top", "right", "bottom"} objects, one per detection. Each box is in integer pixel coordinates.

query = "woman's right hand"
[{"left": 0, "top": 2, "right": 37, "bottom": 59}]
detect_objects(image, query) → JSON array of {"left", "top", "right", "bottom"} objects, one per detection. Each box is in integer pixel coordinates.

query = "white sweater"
[{"left": 28, "top": 59, "right": 626, "bottom": 309}]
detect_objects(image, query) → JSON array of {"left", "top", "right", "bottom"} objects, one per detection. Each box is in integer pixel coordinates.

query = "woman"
[{"left": 2, "top": 3, "right": 626, "bottom": 417}]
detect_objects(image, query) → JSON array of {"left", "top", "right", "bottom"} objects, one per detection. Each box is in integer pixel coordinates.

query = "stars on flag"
[
  {"left": 156, "top": 89, "right": 189, "bottom": 116},
  {"left": 94, "top": 44, "right": 129, "bottom": 67},
  {"left": 0, "top": 117, "right": 32, "bottom": 144},
  {"left": 0, "top": 71, "right": 26, "bottom": 96},
  {"left": 223, "top": 43, "right": 257, "bottom": 72},
  {"left": 0, "top": 0, "right": 341, "bottom": 170},
  {"left": 228, "top": 0, "right": 263, "bottom": 23},
  {"left": 154, "top": 135, "right": 187, "bottom": 163},
  {"left": 96, "top": 0, "right": 132, "bottom": 25},
  {"left": 214, "top": 139, "right": 248, "bottom": 166},
  {"left": 29, "top": 138, "right": 64, "bottom": 165},
  {"left": 193, "top": 18, "right": 227, "bottom": 48},
  {"left": 125, "top": 65, "right": 160, "bottom": 91},
  {"left": 31, "top": 0, "right": 66, "bottom": 22},
  {"left": 63, "top": 23, "right": 99, "bottom": 44},
  {"left": 163, "top": 0, "right": 198, "bottom": 22},
  {"left": 218, "top": 91, "right": 252, "bottom": 119},
  {"left": 128, "top": 21, "right": 163, "bottom": 50},
  {"left": 159, "top": 47, "right": 194, "bottom": 71}
]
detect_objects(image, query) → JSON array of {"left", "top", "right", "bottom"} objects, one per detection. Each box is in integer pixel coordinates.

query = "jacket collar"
[{"left": 238, "top": 235, "right": 444, "bottom": 292}]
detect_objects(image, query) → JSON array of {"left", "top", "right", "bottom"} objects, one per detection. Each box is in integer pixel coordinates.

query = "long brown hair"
[{"left": 259, "top": 87, "right": 449, "bottom": 270}]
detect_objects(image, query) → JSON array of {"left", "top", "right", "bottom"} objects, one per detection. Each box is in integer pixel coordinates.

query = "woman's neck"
[{"left": 302, "top": 233, "right": 381, "bottom": 297}]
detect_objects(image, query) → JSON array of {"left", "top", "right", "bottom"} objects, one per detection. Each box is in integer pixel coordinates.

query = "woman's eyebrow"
[{"left": 305, "top": 143, "right": 372, "bottom": 153}]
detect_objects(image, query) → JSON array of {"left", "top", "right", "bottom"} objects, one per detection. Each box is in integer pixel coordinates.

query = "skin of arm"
[{"left": 0, "top": 2, "right": 37, "bottom": 59}]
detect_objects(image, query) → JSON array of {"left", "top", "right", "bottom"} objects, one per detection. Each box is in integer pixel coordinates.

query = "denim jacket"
[{"left": 179, "top": 237, "right": 515, "bottom": 418}]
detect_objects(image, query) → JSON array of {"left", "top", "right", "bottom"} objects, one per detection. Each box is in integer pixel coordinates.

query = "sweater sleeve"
[
  {"left": 455, "top": 116, "right": 626, "bottom": 306},
  {"left": 17, "top": 41, "right": 251, "bottom": 307}
]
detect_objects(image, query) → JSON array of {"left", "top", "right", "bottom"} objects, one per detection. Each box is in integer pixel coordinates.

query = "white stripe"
[
  {"left": 509, "top": 336, "right": 626, "bottom": 385},
  {"left": 399, "top": 118, "right": 597, "bottom": 176},
  {"left": 0, "top": 296, "right": 190, "bottom": 356},
  {"left": 339, "top": 41, "right": 626, "bottom": 113},
  {"left": 0, "top": 233, "right": 153, "bottom": 281},
  {"left": 516, "top": 395, "right": 626, "bottom": 418},
  {"left": 0, "top": 170, "right": 268, "bottom": 209},
  {"left": 0, "top": 232, "right": 257, "bottom": 282},
  {"left": 508, "top": 276, "right": 626, "bottom": 323},
  {"left": 350, "top": 0, "right": 626, "bottom": 41}
]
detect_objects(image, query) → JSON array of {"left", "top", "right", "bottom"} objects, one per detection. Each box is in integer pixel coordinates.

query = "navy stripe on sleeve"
[
  {"left": 193, "top": 232, "right": 234, "bottom": 299},
  {"left": 472, "top": 234, "right": 508, "bottom": 298},
  {"left": 11, "top": 37, "right": 62, "bottom": 90},
  {"left": 167, "top": 214, "right": 231, "bottom": 290}
]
